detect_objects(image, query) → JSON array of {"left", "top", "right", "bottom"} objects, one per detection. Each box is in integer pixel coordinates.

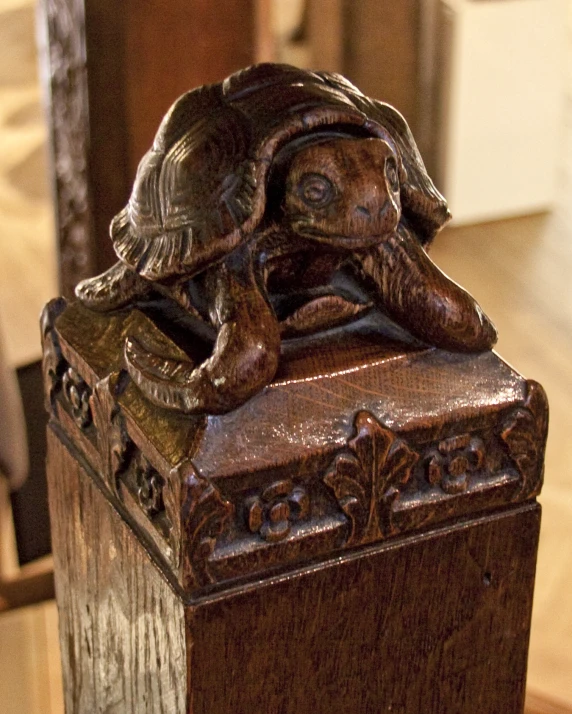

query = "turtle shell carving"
[{"left": 76, "top": 63, "right": 497, "bottom": 415}]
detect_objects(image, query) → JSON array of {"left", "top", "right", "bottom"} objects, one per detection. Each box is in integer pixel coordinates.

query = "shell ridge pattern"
[{"left": 75, "top": 63, "right": 499, "bottom": 416}]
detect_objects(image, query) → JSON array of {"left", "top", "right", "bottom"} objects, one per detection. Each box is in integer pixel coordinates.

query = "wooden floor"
[
  {"left": 430, "top": 37, "right": 572, "bottom": 699},
  {"left": 0, "top": 0, "right": 571, "bottom": 710}
]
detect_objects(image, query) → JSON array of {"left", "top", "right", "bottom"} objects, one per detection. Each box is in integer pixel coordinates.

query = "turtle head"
[{"left": 282, "top": 137, "right": 405, "bottom": 250}]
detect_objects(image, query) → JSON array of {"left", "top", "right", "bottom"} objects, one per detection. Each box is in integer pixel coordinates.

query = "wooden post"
[
  {"left": 43, "top": 299, "right": 547, "bottom": 713},
  {"left": 42, "top": 65, "right": 547, "bottom": 713}
]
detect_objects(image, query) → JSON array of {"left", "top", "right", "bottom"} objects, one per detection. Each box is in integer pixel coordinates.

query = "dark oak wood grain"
[
  {"left": 43, "top": 295, "right": 547, "bottom": 600},
  {"left": 190, "top": 504, "right": 540, "bottom": 714},
  {"left": 47, "top": 419, "right": 541, "bottom": 713}
]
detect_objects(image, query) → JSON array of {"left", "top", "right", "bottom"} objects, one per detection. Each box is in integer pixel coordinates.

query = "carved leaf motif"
[
  {"left": 90, "top": 373, "right": 131, "bottom": 497},
  {"left": 324, "top": 411, "right": 418, "bottom": 547},
  {"left": 501, "top": 380, "right": 549, "bottom": 499},
  {"left": 40, "top": 298, "right": 67, "bottom": 412},
  {"left": 324, "top": 454, "right": 369, "bottom": 545},
  {"left": 62, "top": 367, "right": 92, "bottom": 428},
  {"left": 174, "top": 461, "right": 234, "bottom": 589},
  {"left": 134, "top": 455, "right": 164, "bottom": 518}
]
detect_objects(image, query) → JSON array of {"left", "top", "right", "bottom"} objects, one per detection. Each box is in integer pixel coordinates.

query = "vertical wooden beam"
[
  {"left": 308, "top": 0, "right": 344, "bottom": 73},
  {"left": 343, "top": 0, "right": 422, "bottom": 129},
  {"left": 39, "top": 0, "right": 273, "bottom": 295}
]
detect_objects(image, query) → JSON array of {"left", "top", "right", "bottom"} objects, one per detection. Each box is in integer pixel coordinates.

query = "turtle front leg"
[
  {"left": 350, "top": 228, "right": 497, "bottom": 352},
  {"left": 124, "top": 246, "right": 281, "bottom": 414},
  {"left": 75, "top": 261, "right": 153, "bottom": 311}
]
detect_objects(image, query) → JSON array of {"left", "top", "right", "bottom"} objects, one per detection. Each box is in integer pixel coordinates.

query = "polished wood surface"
[
  {"left": 0, "top": 0, "right": 568, "bottom": 708},
  {"left": 432, "top": 216, "right": 572, "bottom": 703},
  {"left": 42, "top": 58, "right": 549, "bottom": 710},
  {"left": 75, "top": 64, "right": 495, "bottom": 415}
]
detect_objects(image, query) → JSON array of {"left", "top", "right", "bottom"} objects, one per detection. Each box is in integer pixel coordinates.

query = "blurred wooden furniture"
[
  {"left": 0, "top": 327, "right": 54, "bottom": 611},
  {"left": 0, "top": 327, "right": 61, "bottom": 713},
  {"left": 0, "top": 477, "right": 54, "bottom": 612},
  {"left": 308, "top": 0, "right": 433, "bottom": 156},
  {"left": 37, "top": 0, "right": 273, "bottom": 298}
]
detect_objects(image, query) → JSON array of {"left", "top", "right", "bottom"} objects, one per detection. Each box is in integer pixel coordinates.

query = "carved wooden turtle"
[{"left": 76, "top": 63, "right": 497, "bottom": 414}]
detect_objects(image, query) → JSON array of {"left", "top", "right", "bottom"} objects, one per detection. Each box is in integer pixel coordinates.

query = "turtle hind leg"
[
  {"left": 124, "top": 318, "right": 280, "bottom": 415},
  {"left": 75, "top": 261, "right": 152, "bottom": 311},
  {"left": 124, "top": 247, "right": 281, "bottom": 414}
]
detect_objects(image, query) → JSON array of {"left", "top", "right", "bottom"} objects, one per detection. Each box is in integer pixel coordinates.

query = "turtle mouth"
[{"left": 293, "top": 226, "right": 393, "bottom": 250}]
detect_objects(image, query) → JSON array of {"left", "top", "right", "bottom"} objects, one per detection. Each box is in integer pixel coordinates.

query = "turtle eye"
[
  {"left": 385, "top": 156, "right": 399, "bottom": 193},
  {"left": 298, "top": 173, "right": 335, "bottom": 208}
]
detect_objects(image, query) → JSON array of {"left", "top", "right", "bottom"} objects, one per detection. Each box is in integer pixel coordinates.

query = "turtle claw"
[
  {"left": 76, "top": 262, "right": 152, "bottom": 311},
  {"left": 355, "top": 229, "right": 497, "bottom": 353},
  {"left": 124, "top": 336, "right": 207, "bottom": 413},
  {"left": 124, "top": 324, "right": 280, "bottom": 415}
]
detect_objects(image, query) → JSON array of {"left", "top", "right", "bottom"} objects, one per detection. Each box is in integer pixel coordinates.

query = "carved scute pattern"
[
  {"left": 170, "top": 461, "right": 234, "bottom": 588},
  {"left": 424, "top": 434, "right": 486, "bottom": 495},
  {"left": 246, "top": 480, "right": 310, "bottom": 543},
  {"left": 38, "top": 0, "right": 95, "bottom": 298},
  {"left": 90, "top": 373, "right": 132, "bottom": 497},
  {"left": 41, "top": 298, "right": 67, "bottom": 412},
  {"left": 324, "top": 411, "right": 418, "bottom": 547},
  {"left": 501, "top": 380, "right": 549, "bottom": 499}
]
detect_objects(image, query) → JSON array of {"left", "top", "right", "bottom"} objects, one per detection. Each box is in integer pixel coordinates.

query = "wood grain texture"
[
  {"left": 47, "top": 427, "right": 187, "bottom": 714},
  {"left": 46, "top": 413, "right": 542, "bottom": 713},
  {"left": 188, "top": 504, "right": 540, "bottom": 714}
]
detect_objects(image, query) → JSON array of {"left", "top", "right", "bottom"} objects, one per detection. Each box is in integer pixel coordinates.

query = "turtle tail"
[{"left": 75, "top": 261, "right": 153, "bottom": 312}]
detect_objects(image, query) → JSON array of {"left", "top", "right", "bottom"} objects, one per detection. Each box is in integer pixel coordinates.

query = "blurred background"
[{"left": 0, "top": 0, "right": 570, "bottom": 711}]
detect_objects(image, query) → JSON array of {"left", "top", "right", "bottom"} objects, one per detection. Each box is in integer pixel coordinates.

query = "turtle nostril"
[
  {"left": 356, "top": 205, "right": 371, "bottom": 217},
  {"left": 378, "top": 200, "right": 393, "bottom": 218}
]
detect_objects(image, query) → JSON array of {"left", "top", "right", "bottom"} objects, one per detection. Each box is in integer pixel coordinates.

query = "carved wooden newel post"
[{"left": 43, "top": 65, "right": 548, "bottom": 713}]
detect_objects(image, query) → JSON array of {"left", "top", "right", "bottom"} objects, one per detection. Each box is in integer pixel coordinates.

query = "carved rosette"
[
  {"left": 246, "top": 480, "right": 310, "bottom": 543},
  {"left": 61, "top": 366, "right": 92, "bottom": 428},
  {"left": 324, "top": 411, "right": 418, "bottom": 547},
  {"left": 171, "top": 462, "right": 234, "bottom": 589},
  {"left": 134, "top": 454, "right": 165, "bottom": 518},
  {"left": 501, "top": 380, "right": 549, "bottom": 499},
  {"left": 424, "top": 434, "right": 486, "bottom": 495}
]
